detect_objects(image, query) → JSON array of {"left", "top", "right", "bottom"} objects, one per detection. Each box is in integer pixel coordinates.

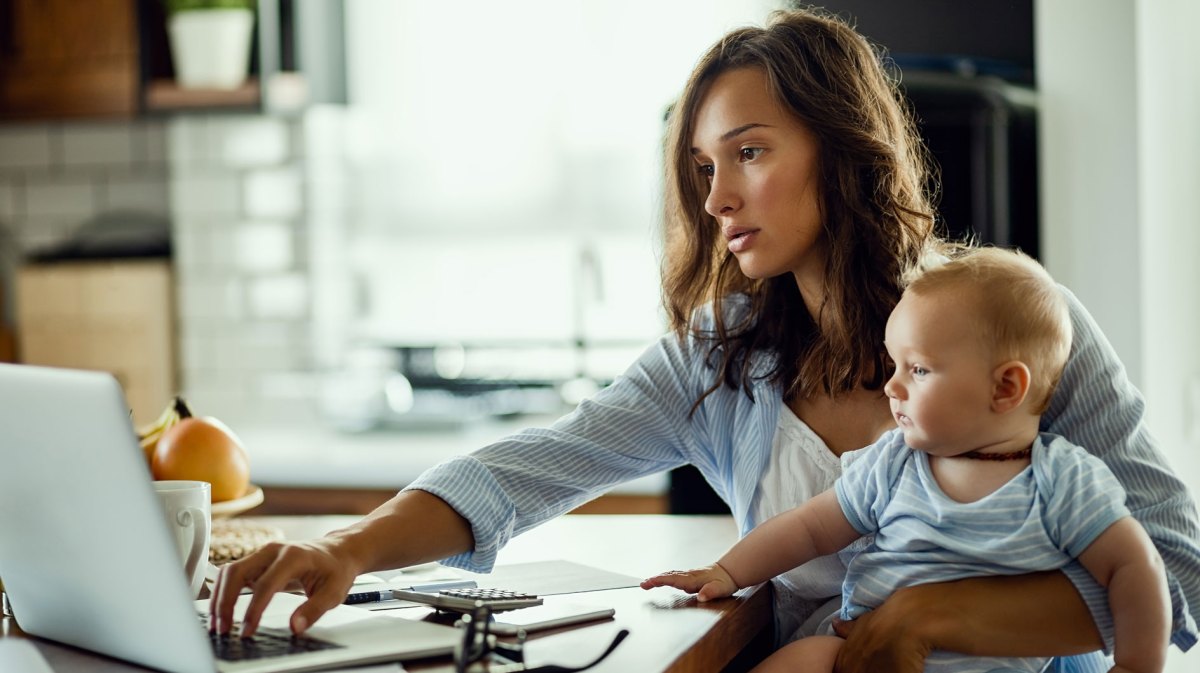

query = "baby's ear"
[{"left": 991, "top": 361, "right": 1031, "bottom": 413}]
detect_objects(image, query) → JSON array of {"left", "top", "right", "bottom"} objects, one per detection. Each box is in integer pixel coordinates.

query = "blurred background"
[{"left": 1, "top": 0, "right": 1197, "bottom": 639}]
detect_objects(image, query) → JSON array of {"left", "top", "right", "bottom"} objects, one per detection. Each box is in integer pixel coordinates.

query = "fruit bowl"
[{"left": 211, "top": 484, "right": 264, "bottom": 519}]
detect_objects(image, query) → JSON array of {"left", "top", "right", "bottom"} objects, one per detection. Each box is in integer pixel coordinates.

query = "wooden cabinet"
[
  {"left": 0, "top": 0, "right": 140, "bottom": 120},
  {"left": 15, "top": 260, "right": 176, "bottom": 425}
]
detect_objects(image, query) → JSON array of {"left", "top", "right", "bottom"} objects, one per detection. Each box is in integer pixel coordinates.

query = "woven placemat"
[{"left": 210, "top": 519, "right": 285, "bottom": 564}]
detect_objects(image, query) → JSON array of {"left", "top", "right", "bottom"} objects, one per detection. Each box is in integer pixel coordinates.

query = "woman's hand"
[
  {"left": 830, "top": 592, "right": 933, "bottom": 673},
  {"left": 209, "top": 536, "right": 362, "bottom": 638},
  {"left": 208, "top": 490, "right": 475, "bottom": 638},
  {"left": 640, "top": 563, "right": 739, "bottom": 602}
]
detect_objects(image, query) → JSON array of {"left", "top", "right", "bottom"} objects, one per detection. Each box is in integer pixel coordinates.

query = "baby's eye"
[
  {"left": 911, "top": 365, "right": 929, "bottom": 378},
  {"left": 739, "top": 147, "right": 764, "bottom": 162}
]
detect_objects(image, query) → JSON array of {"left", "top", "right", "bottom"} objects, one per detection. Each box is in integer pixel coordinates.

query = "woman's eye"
[
  {"left": 697, "top": 164, "right": 714, "bottom": 180},
  {"left": 739, "top": 147, "right": 764, "bottom": 162}
]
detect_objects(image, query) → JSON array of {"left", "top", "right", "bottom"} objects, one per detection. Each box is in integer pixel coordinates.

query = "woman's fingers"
[
  {"left": 832, "top": 610, "right": 929, "bottom": 673},
  {"left": 209, "top": 544, "right": 283, "bottom": 634},
  {"left": 237, "top": 542, "right": 346, "bottom": 638},
  {"left": 207, "top": 540, "right": 351, "bottom": 639}
]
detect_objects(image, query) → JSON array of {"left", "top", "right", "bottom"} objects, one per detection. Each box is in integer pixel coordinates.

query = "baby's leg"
[{"left": 750, "top": 635, "right": 843, "bottom": 673}]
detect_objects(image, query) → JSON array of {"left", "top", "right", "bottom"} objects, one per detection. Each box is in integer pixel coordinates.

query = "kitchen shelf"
[{"left": 143, "top": 78, "right": 261, "bottom": 112}]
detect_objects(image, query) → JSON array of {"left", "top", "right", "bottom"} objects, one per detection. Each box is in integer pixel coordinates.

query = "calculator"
[{"left": 390, "top": 587, "right": 544, "bottom": 612}]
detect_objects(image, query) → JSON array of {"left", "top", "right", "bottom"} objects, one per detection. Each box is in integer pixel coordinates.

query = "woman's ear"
[{"left": 991, "top": 361, "right": 1031, "bottom": 413}]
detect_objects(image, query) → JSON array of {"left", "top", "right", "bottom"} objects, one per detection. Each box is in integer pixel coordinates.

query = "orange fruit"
[{"left": 151, "top": 417, "right": 251, "bottom": 503}]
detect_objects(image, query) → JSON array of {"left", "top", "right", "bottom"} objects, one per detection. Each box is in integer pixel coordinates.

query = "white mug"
[{"left": 153, "top": 480, "right": 211, "bottom": 599}]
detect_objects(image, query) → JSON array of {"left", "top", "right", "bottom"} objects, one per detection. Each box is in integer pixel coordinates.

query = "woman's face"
[{"left": 691, "top": 67, "right": 826, "bottom": 288}]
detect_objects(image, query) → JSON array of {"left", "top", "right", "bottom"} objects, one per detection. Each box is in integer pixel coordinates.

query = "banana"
[
  {"left": 138, "top": 396, "right": 195, "bottom": 466},
  {"left": 137, "top": 399, "right": 180, "bottom": 440}
]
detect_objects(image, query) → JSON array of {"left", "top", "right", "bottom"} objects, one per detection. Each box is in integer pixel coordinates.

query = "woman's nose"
[{"left": 704, "top": 171, "right": 740, "bottom": 218}]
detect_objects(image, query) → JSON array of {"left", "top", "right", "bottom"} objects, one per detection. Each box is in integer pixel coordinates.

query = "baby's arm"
[
  {"left": 642, "top": 489, "right": 861, "bottom": 600},
  {"left": 1076, "top": 516, "right": 1170, "bottom": 673}
]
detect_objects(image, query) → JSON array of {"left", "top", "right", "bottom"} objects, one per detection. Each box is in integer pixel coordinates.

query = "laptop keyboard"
[
  {"left": 198, "top": 611, "right": 344, "bottom": 661},
  {"left": 209, "top": 631, "right": 345, "bottom": 661}
]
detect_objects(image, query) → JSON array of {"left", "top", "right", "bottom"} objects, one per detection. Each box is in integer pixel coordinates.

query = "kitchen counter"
[{"left": 234, "top": 415, "right": 668, "bottom": 497}]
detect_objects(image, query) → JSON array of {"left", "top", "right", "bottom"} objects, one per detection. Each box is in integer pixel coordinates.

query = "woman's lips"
[{"left": 726, "top": 229, "right": 758, "bottom": 253}]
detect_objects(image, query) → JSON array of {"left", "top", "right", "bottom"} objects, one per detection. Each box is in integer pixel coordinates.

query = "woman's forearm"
[
  {"left": 908, "top": 571, "right": 1103, "bottom": 657},
  {"left": 326, "top": 489, "right": 475, "bottom": 573}
]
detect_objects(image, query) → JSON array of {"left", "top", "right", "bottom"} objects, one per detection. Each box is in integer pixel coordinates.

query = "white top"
[{"left": 751, "top": 405, "right": 855, "bottom": 641}]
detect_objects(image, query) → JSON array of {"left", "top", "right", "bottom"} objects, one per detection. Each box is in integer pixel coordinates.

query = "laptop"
[{"left": 0, "top": 364, "right": 460, "bottom": 673}]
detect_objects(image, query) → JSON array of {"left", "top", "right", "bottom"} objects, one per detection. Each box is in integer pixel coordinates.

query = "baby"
[{"left": 642, "top": 248, "right": 1170, "bottom": 673}]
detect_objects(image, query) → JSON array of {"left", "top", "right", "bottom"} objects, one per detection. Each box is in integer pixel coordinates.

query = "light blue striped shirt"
[
  {"left": 835, "top": 432, "right": 1128, "bottom": 673},
  {"left": 405, "top": 287, "right": 1199, "bottom": 670}
]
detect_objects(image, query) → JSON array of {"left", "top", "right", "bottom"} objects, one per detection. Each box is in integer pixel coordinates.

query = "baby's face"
[{"left": 883, "top": 290, "right": 997, "bottom": 455}]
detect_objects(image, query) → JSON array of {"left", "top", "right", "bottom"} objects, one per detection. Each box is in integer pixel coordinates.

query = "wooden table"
[{"left": 0, "top": 515, "right": 773, "bottom": 672}]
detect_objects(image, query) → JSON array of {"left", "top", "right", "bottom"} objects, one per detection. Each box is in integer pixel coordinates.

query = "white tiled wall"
[{"left": 167, "top": 114, "right": 319, "bottom": 426}]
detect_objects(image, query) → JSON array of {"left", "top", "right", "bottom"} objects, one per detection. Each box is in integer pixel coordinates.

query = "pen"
[
  {"left": 344, "top": 590, "right": 392, "bottom": 605},
  {"left": 344, "top": 580, "right": 478, "bottom": 605}
]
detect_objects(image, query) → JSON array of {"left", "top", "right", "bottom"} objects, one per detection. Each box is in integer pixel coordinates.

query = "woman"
[{"left": 212, "top": 10, "right": 1199, "bottom": 671}]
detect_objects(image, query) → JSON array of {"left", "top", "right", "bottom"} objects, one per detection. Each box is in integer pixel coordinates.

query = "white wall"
[{"left": 1037, "top": 1, "right": 1200, "bottom": 670}]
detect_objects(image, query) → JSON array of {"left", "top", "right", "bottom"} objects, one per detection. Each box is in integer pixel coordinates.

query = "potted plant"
[{"left": 164, "top": 0, "right": 257, "bottom": 90}]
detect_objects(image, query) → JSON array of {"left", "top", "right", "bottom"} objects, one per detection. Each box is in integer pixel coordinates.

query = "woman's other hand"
[
  {"left": 640, "top": 563, "right": 739, "bottom": 602},
  {"left": 830, "top": 591, "right": 933, "bottom": 673},
  {"left": 831, "top": 572, "right": 1104, "bottom": 673}
]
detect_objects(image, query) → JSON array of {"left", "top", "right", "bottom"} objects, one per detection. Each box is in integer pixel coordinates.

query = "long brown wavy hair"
[{"left": 662, "top": 8, "right": 943, "bottom": 407}]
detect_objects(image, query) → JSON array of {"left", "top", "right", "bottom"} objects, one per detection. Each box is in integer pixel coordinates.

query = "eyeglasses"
[{"left": 454, "top": 601, "right": 629, "bottom": 673}]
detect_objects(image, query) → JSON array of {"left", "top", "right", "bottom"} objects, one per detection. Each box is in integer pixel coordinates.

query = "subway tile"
[
  {"left": 174, "top": 378, "right": 251, "bottom": 425},
  {"left": 136, "top": 120, "right": 169, "bottom": 166},
  {"left": 169, "top": 222, "right": 210, "bottom": 273},
  {"left": 305, "top": 163, "right": 350, "bottom": 217},
  {"left": 0, "top": 124, "right": 54, "bottom": 170},
  {"left": 24, "top": 178, "right": 97, "bottom": 219},
  {"left": 103, "top": 174, "right": 170, "bottom": 215},
  {"left": 234, "top": 220, "right": 293, "bottom": 273},
  {"left": 210, "top": 116, "right": 290, "bottom": 167},
  {"left": 61, "top": 122, "right": 136, "bottom": 167},
  {"left": 302, "top": 105, "right": 351, "bottom": 160},
  {"left": 166, "top": 116, "right": 210, "bottom": 167},
  {"left": 243, "top": 167, "right": 302, "bottom": 219},
  {"left": 246, "top": 273, "right": 308, "bottom": 319},
  {"left": 178, "top": 334, "right": 216, "bottom": 370},
  {"left": 177, "top": 277, "right": 245, "bottom": 321},
  {"left": 216, "top": 330, "right": 305, "bottom": 373},
  {"left": 170, "top": 171, "right": 240, "bottom": 216},
  {"left": 168, "top": 220, "right": 236, "bottom": 275}
]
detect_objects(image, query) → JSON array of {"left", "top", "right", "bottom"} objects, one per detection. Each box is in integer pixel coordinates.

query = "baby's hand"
[{"left": 640, "top": 563, "right": 738, "bottom": 602}]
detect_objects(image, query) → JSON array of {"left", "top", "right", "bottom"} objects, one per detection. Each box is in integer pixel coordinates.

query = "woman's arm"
[
  {"left": 210, "top": 489, "right": 473, "bottom": 637},
  {"left": 214, "top": 320, "right": 723, "bottom": 636},
  {"left": 1045, "top": 288, "right": 1200, "bottom": 650},
  {"left": 833, "top": 571, "right": 1103, "bottom": 673}
]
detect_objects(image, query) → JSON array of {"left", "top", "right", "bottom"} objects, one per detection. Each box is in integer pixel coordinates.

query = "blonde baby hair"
[{"left": 905, "top": 247, "right": 1072, "bottom": 414}]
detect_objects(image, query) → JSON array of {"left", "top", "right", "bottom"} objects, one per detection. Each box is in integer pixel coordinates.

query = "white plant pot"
[{"left": 168, "top": 8, "right": 255, "bottom": 90}]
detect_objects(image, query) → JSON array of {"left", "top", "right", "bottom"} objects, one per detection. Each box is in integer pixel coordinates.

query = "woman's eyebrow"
[{"left": 691, "top": 123, "right": 773, "bottom": 154}]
